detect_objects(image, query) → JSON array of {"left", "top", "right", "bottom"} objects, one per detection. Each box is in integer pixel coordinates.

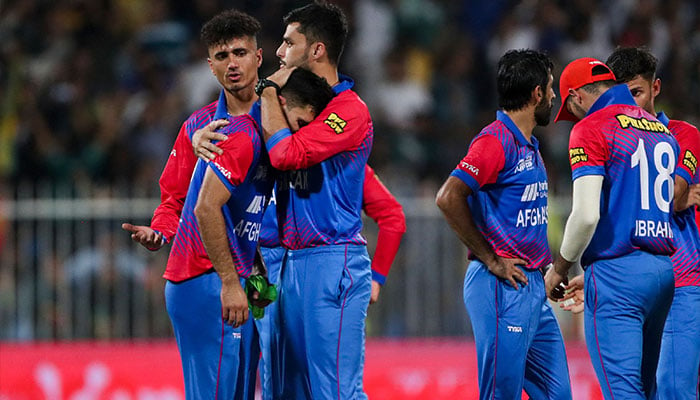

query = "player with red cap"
[{"left": 544, "top": 57, "right": 678, "bottom": 399}]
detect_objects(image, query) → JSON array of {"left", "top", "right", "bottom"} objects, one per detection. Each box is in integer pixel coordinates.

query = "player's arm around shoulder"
[
  {"left": 195, "top": 163, "right": 249, "bottom": 328},
  {"left": 267, "top": 93, "right": 372, "bottom": 170}
]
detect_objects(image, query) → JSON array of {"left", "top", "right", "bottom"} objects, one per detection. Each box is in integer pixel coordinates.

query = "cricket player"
[
  {"left": 545, "top": 57, "right": 678, "bottom": 399},
  {"left": 436, "top": 49, "right": 572, "bottom": 399},
  {"left": 255, "top": 163, "right": 406, "bottom": 399},
  {"left": 606, "top": 47, "right": 700, "bottom": 400},
  {"left": 257, "top": 3, "right": 374, "bottom": 398}
]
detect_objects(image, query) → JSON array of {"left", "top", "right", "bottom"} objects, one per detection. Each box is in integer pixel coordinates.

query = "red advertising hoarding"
[{"left": 0, "top": 339, "right": 602, "bottom": 399}]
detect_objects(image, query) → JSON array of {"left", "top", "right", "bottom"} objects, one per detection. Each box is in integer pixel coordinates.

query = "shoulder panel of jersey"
[
  {"left": 208, "top": 114, "right": 260, "bottom": 191},
  {"left": 185, "top": 100, "right": 220, "bottom": 140},
  {"left": 450, "top": 125, "right": 506, "bottom": 192}
]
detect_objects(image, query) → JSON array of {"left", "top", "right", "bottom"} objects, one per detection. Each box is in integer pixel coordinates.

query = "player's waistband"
[{"left": 285, "top": 243, "right": 367, "bottom": 260}]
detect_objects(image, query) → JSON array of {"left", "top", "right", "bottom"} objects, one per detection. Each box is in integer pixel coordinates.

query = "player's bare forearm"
[
  {"left": 436, "top": 177, "right": 497, "bottom": 265},
  {"left": 369, "top": 280, "right": 381, "bottom": 304},
  {"left": 260, "top": 87, "right": 290, "bottom": 142},
  {"left": 545, "top": 255, "right": 574, "bottom": 300},
  {"left": 436, "top": 177, "right": 527, "bottom": 288},
  {"left": 672, "top": 177, "right": 700, "bottom": 212},
  {"left": 195, "top": 173, "right": 247, "bottom": 327}
]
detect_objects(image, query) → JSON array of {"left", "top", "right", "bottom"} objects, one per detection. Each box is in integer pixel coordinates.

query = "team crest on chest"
[{"left": 514, "top": 154, "right": 534, "bottom": 173}]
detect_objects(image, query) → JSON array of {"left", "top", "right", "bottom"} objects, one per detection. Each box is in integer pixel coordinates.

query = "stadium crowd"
[{"left": 3, "top": 0, "right": 699, "bottom": 196}]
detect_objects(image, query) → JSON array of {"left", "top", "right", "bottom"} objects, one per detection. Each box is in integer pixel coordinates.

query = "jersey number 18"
[{"left": 631, "top": 138, "right": 675, "bottom": 213}]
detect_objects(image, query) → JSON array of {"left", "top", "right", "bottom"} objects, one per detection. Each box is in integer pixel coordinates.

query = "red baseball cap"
[{"left": 555, "top": 57, "right": 616, "bottom": 122}]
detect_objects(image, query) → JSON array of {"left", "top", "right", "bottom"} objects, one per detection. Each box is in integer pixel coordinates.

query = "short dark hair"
[
  {"left": 606, "top": 47, "right": 657, "bottom": 84},
  {"left": 283, "top": 2, "right": 348, "bottom": 66},
  {"left": 497, "top": 49, "right": 554, "bottom": 111},
  {"left": 280, "top": 68, "right": 335, "bottom": 115},
  {"left": 200, "top": 9, "right": 261, "bottom": 49}
]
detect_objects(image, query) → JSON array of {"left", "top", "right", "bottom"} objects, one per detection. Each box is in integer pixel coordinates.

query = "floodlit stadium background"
[{"left": 1, "top": 0, "right": 698, "bottom": 398}]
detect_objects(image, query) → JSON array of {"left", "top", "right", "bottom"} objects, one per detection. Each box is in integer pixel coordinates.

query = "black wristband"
[{"left": 255, "top": 78, "right": 281, "bottom": 96}]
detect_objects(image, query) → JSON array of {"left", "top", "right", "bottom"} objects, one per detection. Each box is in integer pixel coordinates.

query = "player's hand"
[
  {"left": 544, "top": 265, "right": 568, "bottom": 301},
  {"left": 121, "top": 223, "right": 163, "bottom": 251},
  {"left": 248, "top": 289, "right": 273, "bottom": 308},
  {"left": 192, "top": 120, "right": 229, "bottom": 161},
  {"left": 559, "top": 273, "right": 584, "bottom": 314},
  {"left": 687, "top": 183, "right": 700, "bottom": 207},
  {"left": 487, "top": 257, "right": 528, "bottom": 289},
  {"left": 220, "top": 277, "right": 249, "bottom": 328},
  {"left": 267, "top": 66, "right": 296, "bottom": 88},
  {"left": 369, "top": 280, "right": 381, "bottom": 304}
]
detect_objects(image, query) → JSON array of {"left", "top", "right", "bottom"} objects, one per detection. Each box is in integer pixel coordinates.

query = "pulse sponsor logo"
[
  {"left": 683, "top": 150, "right": 697, "bottom": 176},
  {"left": 324, "top": 113, "right": 347, "bottom": 134},
  {"left": 616, "top": 115, "right": 670, "bottom": 133}
]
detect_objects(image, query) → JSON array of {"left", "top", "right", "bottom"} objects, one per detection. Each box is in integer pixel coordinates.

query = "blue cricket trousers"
[
  {"left": 256, "top": 246, "right": 286, "bottom": 400},
  {"left": 277, "top": 244, "right": 371, "bottom": 400},
  {"left": 655, "top": 285, "right": 700, "bottom": 400},
  {"left": 464, "top": 260, "right": 572, "bottom": 400},
  {"left": 584, "top": 251, "right": 674, "bottom": 400},
  {"left": 165, "top": 271, "right": 259, "bottom": 400}
]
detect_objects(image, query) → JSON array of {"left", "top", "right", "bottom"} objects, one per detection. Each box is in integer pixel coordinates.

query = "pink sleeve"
[
  {"left": 454, "top": 134, "right": 505, "bottom": 187},
  {"left": 267, "top": 95, "right": 370, "bottom": 170},
  {"left": 672, "top": 122, "right": 700, "bottom": 183},
  {"left": 362, "top": 165, "right": 406, "bottom": 283},
  {"left": 209, "top": 133, "right": 255, "bottom": 187},
  {"left": 568, "top": 123, "right": 609, "bottom": 172}
]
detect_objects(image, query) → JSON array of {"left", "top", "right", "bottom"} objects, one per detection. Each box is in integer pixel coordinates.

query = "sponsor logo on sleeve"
[
  {"left": 213, "top": 161, "right": 232, "bottom": 179},
  {"left": 324, "top": 113, "right": 347, "bottom": 134},
  {"left": 615, "top": 115, "right": 670, "bottom": 133},
  {"left": 683, "top": 150, "right": 697, "bottom": 176},
  {"left": 569, "top": 147, "right": 588, "bottom": 166},
  {"left": 459, "top": 161, "right": 479, "bottom": 176}
]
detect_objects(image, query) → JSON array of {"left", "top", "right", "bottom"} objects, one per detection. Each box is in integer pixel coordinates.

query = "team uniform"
[
  {"left": 450, "top": 110, "right": 571, "bottom": 399},
  {"left": 255, "top": 164, "right": 405, "bottom": 400},
  {"left": 152, "top": 91, "right": 269, "bottom": 400},
  {"left": 568, "top": 85, "right": 678, "bottom": 399},
  {"left": 654, "top": 112, "right": 700, "bottom": 400},
  {"left": 265, "top": 75, "right": 373, "bottom": 399}
]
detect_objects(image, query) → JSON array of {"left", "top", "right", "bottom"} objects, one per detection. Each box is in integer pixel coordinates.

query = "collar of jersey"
[
  {"left": 214, "top": 90, "right": 229, "bottom": 120},
  {"left": 496, "top": 110, "right": 539, "bottom": 150},
  {"left": 656, "top": 111, "right": 670, "bottom": 127},
  {"left": 334, "top": 74, "right": 355, "bottom": 94},
  {"left": 586, "top": 84, "right": 636, "bottom": 117}
]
